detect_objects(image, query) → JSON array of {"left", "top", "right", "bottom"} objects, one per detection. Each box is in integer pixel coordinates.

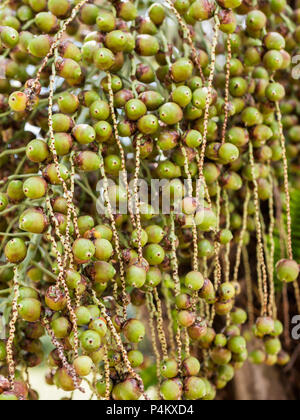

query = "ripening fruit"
[
  {"left": 228, "top": 336, "right": 247, "bottom": 354},
  {"left": 26, "top": 139, "right": 49, "bottom": 163},
  {"left": 242, "top": 107, "right": 263, "bottom": 126},
  {"left": 145, "top": 267, "right": 162, "bottom": 288},
  {"left": 265, "top": 83, "right": 285, "bottom": 102},
  {"left": 94, "top": 121, "right": 113, "bottom": 142},
  {"left": 80, "top": 330, "right": 101, "bottom": 352},
  {"left": 90, "top": 100, "right": 110, "bottom": 120},
  {"left": 57, "top": 92, "right": 79, "bottom": 114},
  {"left": 0, "top": 392, "right": 19, "bottom": 401},
  {"left": 75, "top": 306, "right": 92, "bottom": 326},
  {"left": 1, "top": 26, "right": 19, "bottom": 48},
  {"left": 231, "top": 308, "right": 247, "bottom": 325},
  {"left": 183, "top": 130, "right": 202, "bottom": 148},
  {"left": 256, "top": 316, "right": 275, "bottom": 336},
  {"left": 51, "top": 133, "right": 73, "bottom": 156},
  {"left": 28, "top": 0, "right": 46, "bottom": 12},
  {"left": 9, "top": 91, "right": 27, "bottom": 112},
  {"left": 7, "top": 180, "right": 25, "bottom": 202},
  {"left": 125, "top": 99, "right": 147, "bottom": 121},
  {"left": 161, "top": 358, "right": 179, "bottom": 379},
  {"left": 160, "top": 379, "right": 183, "bottom": 400},
  {"left": 264, "top": 337, "right": 282, "bottom": 356},
  {"left": 135, "top": 34, "right": 159, "bottom": 56},
  {"left": 72, "top": 238, "right": 95, "bottom": 264},
  {"left": 0, "top": 193, "right": 8, "bottom": 211},
  {"left": 73, "top": 356, "right": 93, "bottom": 377},
  {"left": 184, "top": 377, "right": 207, "bottom": 400},
  {"left": 171, "top": 86, "right": 192, "bottom": 108},
  {"left": 35, "top": 12, "right": 58, "bottom": 33},
  {"left": 96, "top": 378, "right": 113, "bottom": 398},
  {"left": 19, "top": 208, "right": 48, "bottom": 234},
  {"left": 128, "top": 350, "right": 144, "bottom": 368},
  {"left": 136, "top": 63, "right": 155, "bottom": 83},
  {"left": 218, "top": 143, "right": 240, "bottom": 164},
  {"left": 48, "top": 0, "right": 71, "bottom": 17},
  {"left": 276, "top": 259, "right": 299, "bottom": 283},
  {"left": 23, "top": 177, "right": 47, "bottom": 199},
  {"left": 80, "top": 3, "right": 99, "bottom": 24},
  {"left": 112, "top": 378, "right": 141, "bottom": 401},
  {"left": 149, "top": 3, "right": 165, "bottom": 25},
  {"left": 55, "top": 368, "right": 78, "bottom": 392},
  {"left": 43, "top": 163, "right": 69, "bottom": 185},
  {"left": 89, "top": 317, "right": 107, "bottom": 338},
  {"left": 56, "top": 58, "right": 82, "bottom": 81},
  {"left": 249, "top": 349, "right": 266, "bottom": 365},
  {"left": 105, "top": 30, "right": 127, "bottom": 53},
  {"left": 264, "top": 32, "right": 285, "bottom": 50},
  {"left": 263, "top": 50, "right": 283, "bottom": 71},
  {"left": 5, "top": 238, "right": 27, "bottom": 263},
  {"left": 219, "top": 9, "right": 237, "bottom": 33},
  {"left": 195, "top": 208, "right": 217, "bottom": 231},
  {"left": 96, "top": 11, "right": 116, "bottom": 32},
  {"left": 139, "top": 90, "right": 164, "bottom": 110},
  {"left": 90, "top": 261, "right": 116, "bottom": 284},
  {"left": 182, "top": 357, "right": 201, "bottom": 376},
  {"left": 51, "top": 317, "right": 71, "bottom": 338},
  {"left": 52, "top": 114, "right": 74, "bottom": 132},
  {"left": 185, "top": 271, "right": 204, "bottom": 291},
  {"left": 29, "top": 35, "right": 52, "bottom": 57},
  {"left": 126, "top": 264, "right": 147, "bottom": 288},
  {"left": 217, "top": 0, "right": 242, "bottom": 8},
  {"left": 144, "top": 244, "right": 165, "bottom": 265},
  {"left": 123, "top": 319, "right": 145, "bottom": 343},
  {"left": 177, "top": 311, "right": 196, "bottom": 328},
  {"left": 246, "top": 10, "right": 267, "bottom": 31},
  {"left": 45, "top": 286, "right": 67, "bottom": 311},
  {"left": 94, "top": 238, "right": 113, "bottom": 261},
  {"left": 94, "top": 48, "right": 115, "bottom": 71},
  {"left": 159, "top": 102, "right": 183, "bottom": 125},
  {"left": 188, "top": 0, "right": 216, "bottom": 21},
  {"left": 270, "top": 0, "right": 287, "bottom": 13},
  {"left": 171, "top": 58, "right": 194, "bottom": 82},
  {"left": 137, "top": 114, "right": 159, "bottom": 135},
  {"left": 77, "top": 216, "right": 94, "bottom": 237},
  {"left": 72, "top": 124, "right": 96, "bottom": 144},
  {"left": 18, "top": 298, "right": 41, "bottom": 322}
]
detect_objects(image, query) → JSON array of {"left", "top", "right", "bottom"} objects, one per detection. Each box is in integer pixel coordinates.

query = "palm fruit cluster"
[{"left": 0, "top": 0, "right": 299, "bottom": 401}]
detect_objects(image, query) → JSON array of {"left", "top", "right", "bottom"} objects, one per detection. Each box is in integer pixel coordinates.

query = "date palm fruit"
[
  {"left": 0, "top": 0, "right": 299, "bottom": 402},
  {"left": 73, "top": 356, "right": 93, "bottom": 377},
  {"left": 112, "top": 378, "right": 141, "bottom": 401},
  {"left": 45, "top": 286, "right": 67, "bottom": 311},
  {"left": 7, "top": 180, "right": 25, "bottom": 202},
  {"left": 276, "top": 259, "right": 299, "bottom": 283},
  {"left": 23, "top": 177, "right": 47, "bottom": 199},
  {"left": 72, "top": 238, "right": 95, "bottom": 264},
  {"left": 160, "top": 378, "right": 183, "bottom": 400},
  {"left": 0, "top": 193, "right": 8, "bottom": 211},
  {"left": 9, "top": 91, "right": 28, "bottom": 112},
  {"left": 18, "top": 298, "right": 41, "bottom": 322},
  {"left": 26, "top": 139, "right": 49, "bottom": 162},
  {"left": 161, "top": 358, "right": 179, "bottom": 379},
  {"left": 123, "top": 319, "right": 145, "bottom": 343},
  {"left": 184, "top": 377, "right": 207, "bottom": 400},
  {"left": 19, "top": 208, "right": 48, "bottom": 234},
  {"left": 5, "top": 238, "right": 27, "bottom": 263}
]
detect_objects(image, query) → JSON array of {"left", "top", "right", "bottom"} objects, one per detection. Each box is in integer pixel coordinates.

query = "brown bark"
[{"left": 234, "top": 362, "right": 288, "bottom": 401}]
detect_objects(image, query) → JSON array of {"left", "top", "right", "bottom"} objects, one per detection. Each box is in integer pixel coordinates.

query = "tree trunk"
[{"left": 234, "top": 362, "right": 288, "bottom": 400}]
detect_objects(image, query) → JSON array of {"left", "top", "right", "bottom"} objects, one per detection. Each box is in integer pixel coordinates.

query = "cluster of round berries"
[{"left": 0, "top": 0, "right": 299, "bottom": 401}]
